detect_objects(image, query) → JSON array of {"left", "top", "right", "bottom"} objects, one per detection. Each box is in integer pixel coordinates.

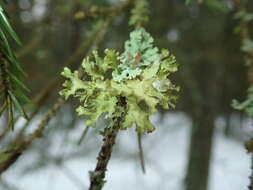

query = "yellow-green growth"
[{"left": 60, "top": 28, "right": 179, "bottom": 133}]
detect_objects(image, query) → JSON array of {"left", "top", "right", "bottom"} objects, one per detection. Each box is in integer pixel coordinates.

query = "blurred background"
[{"left": 0, "top": 0, "right": 252, "bottom": 190}]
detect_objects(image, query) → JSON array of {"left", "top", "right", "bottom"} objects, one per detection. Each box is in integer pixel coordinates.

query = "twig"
[
  {"left": 75, "top": 0, "right": 132, "bottom": 21},
  {"left": 77, "top": 127, "right": 90, "bottom": 145},
  {"left": 0, "top": 98, "right": 65, "bottom": 174},
  {"left": 16, "top": 36, "right": 43, "bottom": 59},
  {"left": 137, "top": 133, "right": 146, "bottom": 174}
]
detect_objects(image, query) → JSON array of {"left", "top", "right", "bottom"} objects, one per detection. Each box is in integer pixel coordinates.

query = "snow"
[
  {"left": 2, "top": 112, "right": 251, "bottom": 190},
  {"left": 209, "top": 131, "right": 250, "bottom": 190}
]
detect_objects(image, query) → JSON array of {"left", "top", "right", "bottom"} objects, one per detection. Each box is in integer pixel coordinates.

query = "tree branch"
[
  {"left": 0, "top": 98, "right": 64, "bottom": 174},
  {"left": 89, "top": 96, "right": 127, "bottom": 190},
  {"left": 75, "top": 0, "right": 133, "bottom": 21}
]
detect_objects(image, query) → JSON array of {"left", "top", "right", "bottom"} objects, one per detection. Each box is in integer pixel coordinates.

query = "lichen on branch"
[{"left": 60, "top": 28, "right": 179, "bottom": 133}]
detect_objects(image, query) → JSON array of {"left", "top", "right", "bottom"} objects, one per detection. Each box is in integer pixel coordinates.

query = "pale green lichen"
[
  {"left": 60, "top": 28, "right": 179, "bottom": 133},
  {"left": 112, "top": 28, "right": 159, "bottom": 81}
]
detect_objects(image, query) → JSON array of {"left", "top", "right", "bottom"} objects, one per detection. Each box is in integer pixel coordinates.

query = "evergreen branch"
[
  {"left": 0, "top": 3, "right": 29, "bottom": 130},
  {"left": 0, "top": 98, "right": 65, "bottom": 174},
  {"left": 0, "top": 6, "right": 21, "bottom": 45},
  {"left": 0, "top": 54, "right": 14, "bottom": 129}
]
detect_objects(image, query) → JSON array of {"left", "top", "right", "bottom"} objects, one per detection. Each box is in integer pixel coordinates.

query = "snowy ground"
[{"left": 1, "top": 112, "right": 251, "bottom": 190}]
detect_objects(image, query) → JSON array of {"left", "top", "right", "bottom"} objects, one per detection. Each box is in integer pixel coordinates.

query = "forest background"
[{"left": 0, "top": 0, "right": 252, "bottom": 190}]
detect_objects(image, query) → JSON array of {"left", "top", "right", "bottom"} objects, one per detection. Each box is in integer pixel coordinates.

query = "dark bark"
[
  {"left": 89, "top": 96, "right": 127, "bottom": 190},
  {"left": 185, "top": 112, "right": 215, "bottom": 190}
]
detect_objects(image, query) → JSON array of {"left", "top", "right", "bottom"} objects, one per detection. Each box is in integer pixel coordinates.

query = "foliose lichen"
[
  {"left": 112, "top": 28, "right": 159, "bottom": 81},
  {"left": 60, "top": 28, "right": 179, "bottom": 133}
]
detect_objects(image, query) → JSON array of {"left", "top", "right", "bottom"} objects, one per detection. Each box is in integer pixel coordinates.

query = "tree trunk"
[{"left": 185, "top": 112, "right": 215, "bottom": 190}]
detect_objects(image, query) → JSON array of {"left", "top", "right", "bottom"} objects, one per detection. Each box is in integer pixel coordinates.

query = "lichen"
[
  {"left": 112, "top": 28, "right": 159, "bottom": 81},
  {"left": 60, "top": 28, "right": 179, "bottom": 133}
]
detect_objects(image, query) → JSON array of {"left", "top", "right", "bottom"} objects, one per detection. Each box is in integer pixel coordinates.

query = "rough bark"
[{"left": 89, "top": 96, "right": 127, "bottom": 190}]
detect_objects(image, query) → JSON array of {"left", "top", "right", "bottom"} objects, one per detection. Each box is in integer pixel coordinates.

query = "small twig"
[
  {"left": 77, "top": 126, "right": 90, "bottom": 145},
  {"left": 75, "top": 0, "right": 133, "bottom": 21},
  {"left": 16, "top": 36, "right": 43, "bottom": 59},
  {"left": 137, "top": 133, "right": 146, "bottom": 174},
  {"left": 0, "top": 98, "right": 65, "bottom": 174}
]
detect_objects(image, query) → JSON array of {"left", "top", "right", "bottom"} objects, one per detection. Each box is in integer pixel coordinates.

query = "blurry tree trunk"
[{"left": 185, "top": 111, "right": 215, "bottom": 190}]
